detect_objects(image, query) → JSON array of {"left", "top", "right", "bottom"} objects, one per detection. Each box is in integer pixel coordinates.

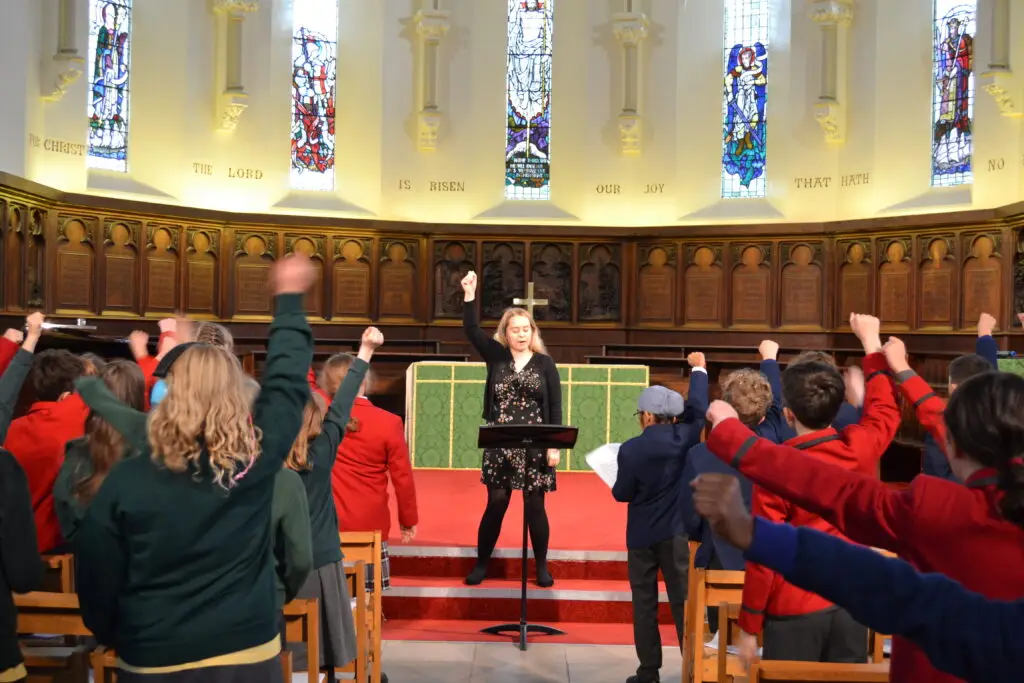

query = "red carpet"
[
  {"left": 381, "top": 470, "right": 677, "bottom": 646},
  {"left": 386, "top": 469, "right": 626, "bottom": 550}
]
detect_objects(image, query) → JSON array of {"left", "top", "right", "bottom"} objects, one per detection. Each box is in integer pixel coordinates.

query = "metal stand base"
[{"left": 481, "top": 623, "right": 567, "bottom": 651}]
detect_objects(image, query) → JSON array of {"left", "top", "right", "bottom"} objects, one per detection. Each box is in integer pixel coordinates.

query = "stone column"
[
  {"left": 981, "top": 0, "right": 1021, "bottom": 118},
  {"left": 808, "top": 0, "right": 853, "bottom": 143},
  {"left": 612, "top": 3, "right": 648, "bottom": 155},
  {"left": 42, "top": 0, "right": 85, "bottom": 103},
  {"left": 414, "top": 2, "right": 450, "bottom": 151},
  {"left": 213, "top": 0, "right": 260, "bottom": 131}
]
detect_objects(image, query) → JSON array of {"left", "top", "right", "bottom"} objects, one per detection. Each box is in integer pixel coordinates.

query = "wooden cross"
[{"left": 513, "top": 281, "right": 549, "bottom": 316}]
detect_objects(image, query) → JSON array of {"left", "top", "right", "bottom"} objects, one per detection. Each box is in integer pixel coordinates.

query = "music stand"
[{"left": 476, "top": 424, "right": 579, "bottom": 651}]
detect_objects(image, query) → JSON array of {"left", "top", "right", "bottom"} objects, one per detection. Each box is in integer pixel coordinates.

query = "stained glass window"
[
  {"left": 931, "top": 0, "right": 975, "bottom": 186},
  {"left": 505, "top": 0, "right": 553, "bottom": 201},
  {"left": 86, "top": 0, "right": 132, "bottom": 172},
  {"left": 290, "top": 0, "right": 339, "bottom": 192},
  {"left": 721, "top": 0, "right": 768, "bottom": 199}
]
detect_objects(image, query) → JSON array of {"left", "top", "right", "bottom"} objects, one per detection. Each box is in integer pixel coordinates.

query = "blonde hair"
[
  {"left": 493, "top": 307, "right": 547, "bottom": 354},
  {"left": 147, "top": 345, "right": 260, "bottom": 490},
  {"left": 318, "top": 353, "right": 365, "bottom": 432},
  {"left": 193, "top": 321, "right": 234, "bottom": 352},
  {"left": 720, "top": 368, "right": 774, "bottom": 427},
  {"left": 285, "top": 393, "right": 326, "bottom": 471}
]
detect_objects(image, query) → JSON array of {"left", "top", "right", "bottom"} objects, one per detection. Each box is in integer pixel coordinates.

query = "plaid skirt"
[{"left": 364, "top": 541, "right": 391, "bottom": 592}]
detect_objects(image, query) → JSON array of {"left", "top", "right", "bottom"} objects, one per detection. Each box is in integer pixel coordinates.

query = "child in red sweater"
[
  {"left": 733, "top": 313, "right": 900, "bottom": 667},
  {"left": 703, "top": 339, "right": 1024, "bottom": 683}
]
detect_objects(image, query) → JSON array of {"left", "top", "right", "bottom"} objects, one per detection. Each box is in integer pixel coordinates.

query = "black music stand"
[{"left": 476, "top": 423, "right": 579, "bottom": 651}]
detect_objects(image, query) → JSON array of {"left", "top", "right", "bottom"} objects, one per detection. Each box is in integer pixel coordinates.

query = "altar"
[{"left": 404, "top": 362, "right": 649, "bottom": 471}]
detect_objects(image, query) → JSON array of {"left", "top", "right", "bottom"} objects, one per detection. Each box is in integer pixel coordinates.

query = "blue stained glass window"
[
  {"left": 721, "top": 0, "right": 768, "bottom": 199},
  {"left": 931, "top": 0, "right": 975, "bottom": 187},
  {"left": 505, "top": 0, "right": 553, "bottom": 201},
  {"left": 290, "top": 0, "right": 339, "bottom": 192},
  {"left": 86, "top": 0, "right": 132, "bottom": 173}
]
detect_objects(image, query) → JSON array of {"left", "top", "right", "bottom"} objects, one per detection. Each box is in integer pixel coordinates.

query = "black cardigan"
[
  {"left": 463, "top": 301, "right": 563, "bottom": 426},
  {"left": 0, "top": 450, "right": 43, "bottom": 678}
]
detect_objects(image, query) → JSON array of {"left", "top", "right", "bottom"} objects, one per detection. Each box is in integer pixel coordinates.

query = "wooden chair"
[
  {"left": 749, "top": 661, "right": 890, "bottom": 682},
  {"left": 40, "top": 555, "right": 75, "bottom": 594},
  {"left": 331, "top": 561, "right": 369, "bottom": 683},
  {"left": 681, "top": 540, "right": 701, "bottom": 683},
  {"left": 15, "top": 592, "right": 92, "bottom": 683},
  {"left": 683, "top": 568, "right": 746, "bottom": 683},
  {"left": 340, "top": 531, "right": 384, "bottom": 683},
  {"left": 282, "top": 598, "right": 320, "bottom": 683},
  {"left": 715, "top": 602, "right": 744, "bottom": 683}
]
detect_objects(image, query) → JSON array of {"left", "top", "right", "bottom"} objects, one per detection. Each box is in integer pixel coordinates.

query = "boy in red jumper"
[
  {"left": 2, "top": 318, "right": 89, "bottom": 554},
  {"left": 734, "top": 313, "right": 900, "bottom": 667}
]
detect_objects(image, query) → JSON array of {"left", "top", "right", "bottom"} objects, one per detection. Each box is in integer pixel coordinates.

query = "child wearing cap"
[{"left": 612, "top": 352, "right": 708, "bottom": 683}]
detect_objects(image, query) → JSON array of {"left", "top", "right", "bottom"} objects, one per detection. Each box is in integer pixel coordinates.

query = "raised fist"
[
  {"left": 25, "top": 312, "right": 45, "bottom": 339},
  {"left": 978, "top": 312, "right": 997, "bottom": 337},
  {"left": 687, "top": 351, "right": 706, "bottom": 369},
  {"left": 158, "top": 318, "right": 177, "bottom": 334},
  {"left": 128, "top": 330, "right": 150, "bottom": 360},
  {"left": 882, "top": 336, "right": 909, "bottom": 373},
  {"left": 270, "top": 254, "right": 316, "bottom": 295},
  {"left": 361, "top": 326, "right": 384, "bottom": 351},
  {"left": 461, "top": 270, "right": 477, "bottom": 294},
  {"left": 849, "top": 313, "right": 880, "bottom": 340},
  {"left": 691, "top": 473, "right": 754, "bottom": 553},
  {"left": 3, "top": 329, "right": 23, "bottom": 345},
  {"left": 706, "top": 399, "right": 739, "bottom": 429},
  {"left": 758, "top": 340, "right": 780, "bottom": 361}
]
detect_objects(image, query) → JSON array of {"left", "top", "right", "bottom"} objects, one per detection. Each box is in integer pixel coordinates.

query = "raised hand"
[
  {"left": 128, "top": 330, "right": 150, "bottom": 361},
  {"left": 686, "top": 351, "right": 706, "bottom": 369},
  {"left": 461, "top": 270, "right": 478, "bottom": 300},
  {"left": 21, "top": 313, "right": 45, "bottom": 353},
  {"left": 849, "top": 313, "right": 882, "bottom": 353},
  {"left": 157, "top": 318, "right": 177, "bottom": 334},
  {"left": 2, "top": 329, "right": 23, "bottom": 345},
  {"left": 270, "top": 253, "right": 316, "bottom": 295},
  {"left": 758, "top": 339, "right": 780, "bottom": 361},
  {"left": 706, "top": 399, "right": 739, "bottom": 430},
  {"left": 978, "top": 312, "right": 997, "bottom": 337},
  {"left": 357, "top": 327, "right": 384, "bottom": 362},
  {"left": 882, "top": 336, "right": 909, "bottom": 374}
]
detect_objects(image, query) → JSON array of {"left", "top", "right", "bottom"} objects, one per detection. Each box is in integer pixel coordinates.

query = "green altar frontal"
[
  {"left": 405, "top": 362, "right": 649, "bottom": 471},
  {"left": 999, "top": 358, "right": 1024, "bottom": 376}
]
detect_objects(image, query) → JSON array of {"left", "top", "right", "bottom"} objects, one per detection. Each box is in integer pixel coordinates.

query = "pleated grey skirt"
[{"left": 292, "top": 560, "right": 357, "bottom": 670}]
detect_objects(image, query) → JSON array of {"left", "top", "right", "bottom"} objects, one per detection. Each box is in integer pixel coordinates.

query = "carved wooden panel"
[
  {"left": 185, "top": 228, "right": 219, "bottom": 316},
  {"left": 102, "top": 220, "right": 140, "bottom": 313},
  {"left": 55, "top": 215, "right": 98, "bottom": 313},
  {"left": 578, "top": 243, "right": 621, "bottom": 322},
  {"left": 4, "top": 203, "right": 24, "bottom": 312},
  {"left": 837, "top": 240, "right": 872, "bottom": 326},
  {"left": 636, "top": 243, "right": 676, "bottom": 324},
  {"left": 1015, "top": 231, "right": 1024, "bottom": 320},
  {"left": 529, "top": 242, "right": 573, "bottom": 322},
  {"left": 145, "top": 224, "right": 180, "bottom": 312},
  {"left": 878, "top": 238, "right": 913, "bottom": 327},
  {"left": 730, "top": 243, "right": 771, "bottom": 327},
  {"left": 26, "top": 208, "right": 46, "bottom": 310},
  {"left": 433, "top": 240, "right": 476, "bottom": 319},
  {"left": 684, "top": 245, "right": 723, "bottom": 325},
  {"left": 286, "top": 234, "right": 326, "bottom": 318},
  {"left": 917, "top": 236, "right": 956, "bottom": 328},
  {"left": 332, "top": 237, "right": 372, "bottom": 318},
  {"left": 233, "top": 232, "right": 276, "bottom": 317},
  {"left": 481, "top": 241, "right": 525, "bottom": 320},
  {"left": 780, "top": 242, "right": 823, "bottom": 327},
  {"left": 379, "top": 238, "right": 417, "bottom": 318},
  {"left": 962, "top": 233, "right": 1002, "bottom": 328}
]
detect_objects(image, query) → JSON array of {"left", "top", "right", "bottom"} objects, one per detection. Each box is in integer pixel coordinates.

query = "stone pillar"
[
  {"left": 212, "top": 0, "right": 259, "bottom": 131},
  {"left": 808, "top": 0, "right": 853, "bottom": 143},
  {"left": 980, "top": 0, "right": 1021, "bottom": 118},
  {"left": 414, "top": 2, "right": 450, "bottom": 151},
  {"left": 612, "top": 4, "right": 648, "bottom": 155},
  {"left": 42, "top": 0, "right": 85, "bottom": 103}
]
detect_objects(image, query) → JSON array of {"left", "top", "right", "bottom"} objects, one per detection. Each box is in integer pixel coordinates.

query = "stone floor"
[{"left": 321, "top": 640, "right": 683, "bottom": 683}]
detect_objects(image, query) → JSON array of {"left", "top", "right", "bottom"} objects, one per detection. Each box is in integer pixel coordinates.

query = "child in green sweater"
[{"left": 73, "top": 255, "right": 316, "bottom": 682}]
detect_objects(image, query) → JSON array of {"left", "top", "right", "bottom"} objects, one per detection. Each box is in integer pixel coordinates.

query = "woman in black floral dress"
[{"left": 460, "top": 270, "right": 562, "bottom": 587}]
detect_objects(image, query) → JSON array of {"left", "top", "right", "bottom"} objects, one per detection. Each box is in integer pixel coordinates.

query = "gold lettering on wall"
[
  {"left": 29, "top": 134, "right": 86, "bottom": 157},
  {"left": 227, "top": 168, "right": 264, "bottom": 180},
  {"left": 193, "top": 163, "right": 214, "bottom": 176},
  {"left": 595, "top": 184, "right": 621, "bottom": 194},
  {"left": 793, "top": 177, "right": 832, "bottom": 189},
  {"left": 840, "top": 173, "right": 871, "bottom": 187},
  {"left": 429, "top": 181, "right": 465, "bottom": 192},
  {"left": 988, "top": 158, "right": 1006, "bottom": 171},
  {"left": 643, "top": 184, "right": 665, "bottom": 194}
]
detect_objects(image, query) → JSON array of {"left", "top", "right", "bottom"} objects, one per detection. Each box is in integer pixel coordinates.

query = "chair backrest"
[
  {"left": 282, "top": 598, "right": 319, "bottom": 678},
  {"left": 41, "top": 554, "right": 75, "bottom": 593},
  {"left": 341, "top": 531, "right": 383, "bottom": 601},
  {"left": 15, "top": 592, "right": 91, "bottom": 637},
  {"left": 688, "top": 567, "right": 746, "bottom": 683}
]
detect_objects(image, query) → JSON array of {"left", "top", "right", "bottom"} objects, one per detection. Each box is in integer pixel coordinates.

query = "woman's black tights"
[{"left": 465, "top": 487, "right": 552, "bottom": 586}]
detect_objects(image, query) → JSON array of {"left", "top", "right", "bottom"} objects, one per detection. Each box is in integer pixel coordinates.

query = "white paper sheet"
[{"left": 585, "top": 443, "right": 622, "bottom": 489}]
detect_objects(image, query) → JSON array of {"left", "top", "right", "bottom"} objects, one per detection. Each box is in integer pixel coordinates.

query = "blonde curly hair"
[{"left": 147, "top": 344, "right": 260, "bottom": 489}]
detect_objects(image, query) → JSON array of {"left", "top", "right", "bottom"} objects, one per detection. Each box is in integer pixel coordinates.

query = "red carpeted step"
[
  {"left": 383, "top": 618, "right": 680, "bottom": 646},
  {"left": 388, "top": 554, "right": 629, "bottom": 581},
  {"left": 383, "top": 576, "right": 677, "bottom": 624}
]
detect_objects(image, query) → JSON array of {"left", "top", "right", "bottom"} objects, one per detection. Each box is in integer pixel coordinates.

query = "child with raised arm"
[
  {"left": 286, "top": 326, "right": 384, "bottom": 674},
  {"left": 0, "top": 313, "right": 44, "bottom": 443},
  {"left": 74, "top": 255, "right": 315, "bottom": 682}
]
